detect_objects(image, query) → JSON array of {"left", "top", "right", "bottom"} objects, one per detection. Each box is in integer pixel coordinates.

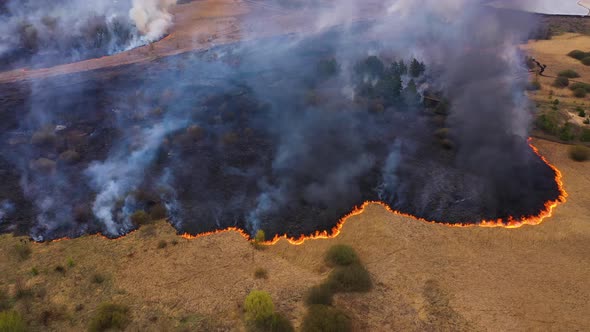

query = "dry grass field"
[{"left": 1, "top": 139, "right": 588, "bottom": 331}]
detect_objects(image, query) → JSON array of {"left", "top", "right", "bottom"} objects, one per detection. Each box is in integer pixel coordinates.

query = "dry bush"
[
  {"left": 305, "top": 284, "right": 333, "bottom": 306},
  {"left": 254, "top": 268, "right": 268, "bottom": 279},
  {"left": 569, "top": 145, "right": 590, "bottom": 162},
  {"left": 0, "top": 310, "right": 27, "bottom": 332},
  {"left": 325, "top": 245, "right": 358, "bottom": 267},
  {"left": 302, "top": 305, "right": 351, "bottom": 332},
  {"left": 88, "top": 303, "right": 130, "bottom": 332}
]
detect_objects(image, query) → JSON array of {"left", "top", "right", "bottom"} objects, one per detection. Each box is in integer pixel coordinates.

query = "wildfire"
[
  {"left": 181, "top": 140, "right": 567, "bottom": 246},
  {"left": 44, "top": 141, "right": 567, "bottom": 246}
]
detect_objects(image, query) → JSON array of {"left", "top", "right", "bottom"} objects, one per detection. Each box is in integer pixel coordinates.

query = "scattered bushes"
[
  {"left": 553, "top": 76, "right": 569, "bottom": 88},
  {"left": 569, "top": 145, "right": 590, "bottom": 162},
  {"left": 0, "top": 310, "right": 27, "bottom": 332},
  {"left": 244, "top": 290, "right": 274, "bottom": 325},
  {"left": 254, "top": 268, "right": 268, "bottom": 280},
  {"left": 577, "top": 107, "right": 587, "bottom": 117},
  {"left": 570, "top": 82, "right": 590, "bottom": 93},
  {"left": 130, "top": 210, "right": 150, "bottom": 226},
  {"left": 582, "top": 57, "right": 590, "bottom": 66},
  {"left": 305, "top": 284, "right": 333, "bottom": 306},
  {"left": 580, "top": 129, "right": 590, "bottom": 142},
  {"left": 88, "top": 303, "right": 130, "bottom": 332},
  {"left": 536, "top": 112, "right": 560, "bottom": 135},
  {"left": 559, "top": 123, "right": 576, "bottom": 141},
  {"left": 301, "top": 305, "right": 352, "bottom": 332},
  {"left": 324, "top": 245, "right": 358, "bottom": 267}
]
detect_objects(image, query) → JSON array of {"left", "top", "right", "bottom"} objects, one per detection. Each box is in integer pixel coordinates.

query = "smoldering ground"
[{"left": 0, "top": 0, "right": 561, "bottom": 240}]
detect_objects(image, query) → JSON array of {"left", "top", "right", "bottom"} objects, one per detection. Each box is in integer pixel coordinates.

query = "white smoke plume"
[{"left": 129, "top": 0, "right": 177, "bottom": 41}]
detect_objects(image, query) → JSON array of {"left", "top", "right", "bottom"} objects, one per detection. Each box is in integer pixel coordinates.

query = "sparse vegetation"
[
  {"left": 54, "top": 265, "right": 65, "bottom": 274},
  {"left": 0, "top": 310, "right": 27, "bottom": 332},
  {"left": 573, "top": 88, "right": 587, "bottom": 98},
  {"left": 559, "top": 123, "right": 576, "bottom": 142},
  {"left": 569, "top": 145, "right": 590, "bottom": 162},
  {"left": 67, "top": 257, "right": 75, "bottom": 268},
  {"left": 92, "top": 273, "right": 106, "bottom": 284},
  {"left": 88, "top": 303, "right": 130, "bottom": 332},
  {"left": 157, "top": 240, "right": 168, "bottom": 249},
  {"left": 301, "top": 305, "right": 352, "bottom": 332},
  {"left": 577, "top": 107, "right": 587, "bottom": 117},
  {"left": 325, "top": 244, "right": 358, "bottom": 267},
  {"left": 254, "top": 268, "right": 268, "bottom": 279},
  {"left": 580, "top": 129, "right": 590, "bottom": 142}
]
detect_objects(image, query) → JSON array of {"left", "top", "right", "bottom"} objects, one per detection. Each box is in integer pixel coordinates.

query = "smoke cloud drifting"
[{"left": 0, "top": 0, "right": 562, "bottom": 240}]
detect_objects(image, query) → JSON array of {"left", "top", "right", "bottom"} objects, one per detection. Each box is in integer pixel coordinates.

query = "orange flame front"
[{"left": 46, "top": 141, "right": 567, "bottom": 246}]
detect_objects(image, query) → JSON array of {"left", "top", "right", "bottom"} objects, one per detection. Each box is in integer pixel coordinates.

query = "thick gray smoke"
[
  {"left": 0, "top": 0, "right": 561, "bottom": 240},
  {"left": 130, "top": 0, "right": 177, "bottom": 42}
]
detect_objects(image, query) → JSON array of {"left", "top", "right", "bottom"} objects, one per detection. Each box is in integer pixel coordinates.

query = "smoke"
[
  {"left": 0, "top": 0, "right": 562, "bottom": 240},
  {"left": 129, "top": 0, "right": 177, "bottom": 42}
]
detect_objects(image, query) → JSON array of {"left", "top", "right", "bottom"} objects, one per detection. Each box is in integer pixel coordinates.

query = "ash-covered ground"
[{"left": 0, "top": 3, "right": 561, "bottom": 241}]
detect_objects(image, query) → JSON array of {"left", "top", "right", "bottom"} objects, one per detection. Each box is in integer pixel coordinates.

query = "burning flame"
[{"left": 46, "top": 140, "right": 567, "bottom": 246}]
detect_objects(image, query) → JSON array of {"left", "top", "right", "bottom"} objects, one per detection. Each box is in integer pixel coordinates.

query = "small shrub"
[
  {"left": 267, "top": 312, "right": 294, "bottom": 332},
  {"left": 305, "top": 284, "right": 333, "bottom": 306},
  {"left": 14, "top": 280, "right": 32, "bottom": 300},
  {"left": 553, "top": 76, "right": 569, "bottom": 88},
  {"left": 92, "top": 274, "right": 106, "bottom": 284},
  {"left": 0, "top": 310, "right": 27, "bottom": 332},
  {"left": 171, "top": 239, "right": 179, "bottom": 246},
  {"left": 54, "top": 265, "right": 65, "bottom": 274},
  {"left": 30, "top": 267, "right": 39, "bottom": 276},
  {"left": 326, "top": 263, "right": 372, "bottom": 293},
  {"left": 569, "top": 145, "right": 590, "bottom": 162},
  {"left": 244, "top": 290, "right": 274, "bottom": 324},
  {"left": 536, "top": 113, "right": 560, "bottom": 135},
  {"left": 157, "top": 240, "right": 167, "bottom": 249},
  {"left": 88, "top": 303, "right": 130, "bottom": 332},
  {"left": 252, "top": 230, "right": 266, "bottom": 250},
  {"left": 581, "top": 129, "right": 590, "bottom": 142},
  {"left": 582, "top": 56, "right": 590, "bottom": 66},
  {"left": 568, "top": 50, "right": 588, "bottom": 60},
  {"left": 558, "top": 69, "right": 580, "bottom": 78},
  {"left": 13, "top": 242, "right": 31, "bottom": 261},
  {"left": 130, "top": 210, "right": 150, "bottom": 226},
  {"left": 577, "top": 107, "right": 587, "bottom": 117},
  {"left": 254, "top": 268, "right": 268, "bottom": 279},
  {"left": 302, "top": 305, "right": 352, "bottom": 332},
  {"left": 325, "top": 245, "right": 358, "bottom": 267},
  {"left": 585, "top": 118, "right": 590, "bottom": 125},
  {"left": 574, "top": 88, "right": 587, "bottom": 98},
  {"left": 67, "top": 257, "right": 75, "bottom": 268}
]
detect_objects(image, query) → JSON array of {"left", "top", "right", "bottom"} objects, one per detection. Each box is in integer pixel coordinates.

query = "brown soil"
[{"left": 1, "top": 139, "right": 588, "bottom": 331}]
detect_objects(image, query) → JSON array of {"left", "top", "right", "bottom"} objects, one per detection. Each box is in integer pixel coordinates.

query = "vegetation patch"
[
  {"left": 558, "top": 69, "right": 580, "bottom": 78},
  {"left": 553, "top": 76, "right": 569, "bottom": 88},
  {"left": 305, "top": 284, "right": 333, "bottom": 306},
  {"left": 88, "top": 303, "right": 130, "bottom": 332},
  {"left": 0, "top": 310, "right": 27, "bottom": 332},
  {"left": 324, "top": 244, "right": 358, "bottom": 267},
  {"left": 254, "top": 268, "right": 268, "bottom": 280},
  {"left": 301, "top": 305, "right": 352, "bottom": 332},
  {"left": 326, "top": 263, "right": 373, "bottom": 293},
  {"left": 243, "top": 290, "right": 294, "bottom": 332},
  {"left": 13, "top": 242, "right": 31, "bottom": 261},
  {"left": 569, "top": 145, "right": 590, "bottom": 162}
]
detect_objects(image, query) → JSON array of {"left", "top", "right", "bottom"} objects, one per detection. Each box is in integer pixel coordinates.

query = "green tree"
[
  {"left": 409, "top": 58, "right": 426, "bottom": 77},
  {"left": 244, "top": 290, "right": 274, "bottom": 324}
]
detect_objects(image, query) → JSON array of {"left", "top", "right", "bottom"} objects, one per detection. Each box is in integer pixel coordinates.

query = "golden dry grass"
[{"left": 0, "top": 139, "right": 588, "bottom": 331}]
